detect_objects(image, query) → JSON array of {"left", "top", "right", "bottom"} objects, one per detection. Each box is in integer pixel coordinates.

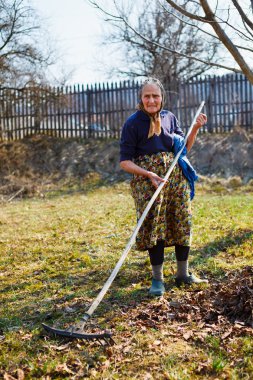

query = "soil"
[{"left": 0, "top": 127, "right": 252, "bottom": 198}]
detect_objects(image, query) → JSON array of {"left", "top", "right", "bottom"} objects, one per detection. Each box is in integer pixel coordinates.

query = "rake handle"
[{"left": 82, "top": 101, "right": 205, "bottom": 321}]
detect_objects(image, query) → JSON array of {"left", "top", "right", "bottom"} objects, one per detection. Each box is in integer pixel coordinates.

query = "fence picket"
[{"left": 0, "top": 74, "right": 252, "bottom": 142}]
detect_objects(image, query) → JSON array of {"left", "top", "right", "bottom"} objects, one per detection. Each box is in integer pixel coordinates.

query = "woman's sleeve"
[
  {"left": 120, "top": 121, "right": 137, "bottom": 162},
  {"left": 171, "top": 114, "right": 185, "bottom": 138}
]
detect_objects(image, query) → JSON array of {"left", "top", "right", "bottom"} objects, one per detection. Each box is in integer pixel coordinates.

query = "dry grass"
[{"left": 0, "top": 181, "right": 253, "bottom": 379}]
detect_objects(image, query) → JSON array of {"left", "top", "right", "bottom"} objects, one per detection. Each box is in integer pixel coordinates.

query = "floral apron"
[{"left": 130, "top": 151, "right": 192, "bottom": 251}]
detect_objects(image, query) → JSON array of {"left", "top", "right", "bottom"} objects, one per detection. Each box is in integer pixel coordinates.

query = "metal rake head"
[{"left": 42, "top": 322, "right": 114, "bottom": 345}]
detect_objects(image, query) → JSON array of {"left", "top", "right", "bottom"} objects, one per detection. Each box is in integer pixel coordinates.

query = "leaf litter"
[
  {"left": 113, "top": 266, "right": 253, "bottom": 342},
  {"left": 2, "top": 267, "right": 253, "bottom": 379}
]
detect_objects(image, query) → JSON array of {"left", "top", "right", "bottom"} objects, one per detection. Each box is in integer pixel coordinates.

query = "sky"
[
  {"left": 32, "top": 0, "right": 116, "bottom": 86},
  {"left": 31, "top": 0, "right": 253, "bottom": 87}
]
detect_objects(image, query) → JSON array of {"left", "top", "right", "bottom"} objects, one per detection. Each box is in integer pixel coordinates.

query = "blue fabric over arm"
[{"left": 172, "top": 135, "right": 198, "bottom": 200}]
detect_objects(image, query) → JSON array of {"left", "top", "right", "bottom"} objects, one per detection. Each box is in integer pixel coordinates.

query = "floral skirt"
[{"left": 130, "top": 152, "right": 192, "bottom": 251}]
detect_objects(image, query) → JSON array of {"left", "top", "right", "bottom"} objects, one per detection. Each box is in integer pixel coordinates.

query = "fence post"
[
  {"left": 206, "top": 76, "right": 213, "bottom": 133},
  {"left": 1, "top": 75, "right": 253, "bottom": 141},
  {"left": 87, "top": 84, "right": 92, "bottom": 137}
]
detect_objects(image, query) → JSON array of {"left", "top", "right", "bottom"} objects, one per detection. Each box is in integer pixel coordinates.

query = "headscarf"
[
  {"left": 137, "top": 102, "right": 162, "bottom": 138},
  {"left": 136, "top": 78, "right": 166, "bottom": 139}
]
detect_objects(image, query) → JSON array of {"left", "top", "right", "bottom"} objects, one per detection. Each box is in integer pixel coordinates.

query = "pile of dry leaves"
[{"left": 126, "top": 266, "right": 253, "bottom": 340}]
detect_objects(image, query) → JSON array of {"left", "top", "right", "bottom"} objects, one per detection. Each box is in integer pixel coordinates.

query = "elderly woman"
[{"left": 120, "top": 77, "right": 208, "bottom": 296}]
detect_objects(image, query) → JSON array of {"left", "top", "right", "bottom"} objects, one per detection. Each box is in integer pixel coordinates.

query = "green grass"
[{"left": 0, "top": 182, "right": 252, "bottom": 379}]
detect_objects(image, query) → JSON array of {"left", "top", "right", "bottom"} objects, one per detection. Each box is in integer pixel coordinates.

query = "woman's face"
[{"left": 141, "top": 84, "right": 162, "bottom": 115}]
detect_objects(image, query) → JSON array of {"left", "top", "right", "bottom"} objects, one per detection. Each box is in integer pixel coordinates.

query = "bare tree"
[
  {"left": 164, "top": 0, "right": 253, "bottom": 84},
  {"left": 0, "top": 0, "right": 54, "bottom": 87},
  {"left": 0, "top": 1, "right": 73, "bottom": 139},
  {"left": 88, "top": 0, "right": 253, "bottom": 84},
  {"left": 88, "top": 0, "right": 223, "bottom": 85}
]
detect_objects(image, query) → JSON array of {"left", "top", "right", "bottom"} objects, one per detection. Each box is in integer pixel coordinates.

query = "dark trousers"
[{"left": 148, "top": 240, "right": 189, "bottom": 265}]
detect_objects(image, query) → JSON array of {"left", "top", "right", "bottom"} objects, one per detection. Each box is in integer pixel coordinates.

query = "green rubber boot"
[
  {"left": 175, "top": 272, "right": 209, "bottom": 287},
  {"left": 149, "top": 279, "right": 165, "bottom": 296}
]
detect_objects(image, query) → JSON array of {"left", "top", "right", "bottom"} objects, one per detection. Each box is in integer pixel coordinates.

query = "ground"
[
  {"left": 0, "top": 132, "right": 252, "bottom": 379},
  {"left": 0, "top": 183, "right": 252, "bottom": 379},
  {"left": 0, "top": 127, "right": 252, "bottom": 199}
]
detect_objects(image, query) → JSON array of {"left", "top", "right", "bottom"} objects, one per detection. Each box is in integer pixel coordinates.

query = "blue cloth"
[
  {"left": 173, "top": 135, "right": 198, "bottom": 200},
  {"left": 120, "top": 110, "right": 184, "bottom": 161}
]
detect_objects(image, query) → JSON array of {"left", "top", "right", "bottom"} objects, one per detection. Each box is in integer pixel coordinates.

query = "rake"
[{"left": 42, "top": 101, "right": 205, "bottom": 344}]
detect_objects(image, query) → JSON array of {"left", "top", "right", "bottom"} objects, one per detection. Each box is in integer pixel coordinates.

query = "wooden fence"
[{"left": 0, "top": 73, "right": 252, "bottom": 141}]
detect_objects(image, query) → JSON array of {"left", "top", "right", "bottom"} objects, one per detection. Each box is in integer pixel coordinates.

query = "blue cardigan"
[
  {"left": 120, "top": 109, "right": 198, "bottom": 199},
  {"left": 120, "top": 110, "right": 184, "bottom": 161}
]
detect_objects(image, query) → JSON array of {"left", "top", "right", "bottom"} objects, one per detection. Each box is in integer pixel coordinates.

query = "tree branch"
[
  {"left": 199, "top": 0, "right": 253, "bottom": 83},
  {"left": 214, "top": 14, "right": 253, "bottom": 42},
  {"left": 165, "top": 0, "right": 253, "bottom": 41},
  {"left": 89, "top": 0, "right": 242, "bottom": 74},
  {"left": 0, "top": 6, "right": 18, "bottom": 51},
  {"left": 163, "top": 0, "right": 208, "bottom": 22},
  {"left": 232, "top": 0, "right": 253, "bottom": 30},
  {"left": 158, "top": 1, "right": 253, "bottom": 53},
  {"left": 118, "top": 13, "right": 241, "bottom": 73}
]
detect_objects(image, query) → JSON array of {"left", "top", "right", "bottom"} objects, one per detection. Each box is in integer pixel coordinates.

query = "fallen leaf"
[
  {"left": 100, "top": 359, "right": 110, "bottom": 370},
  {"left": 89, "top": 369, "right": 98, "bottom": 377},
  {"left": 221, "top": 328, "right": 233, "bottom": 340},
  {"left": 49, "top": 343, "right": 71, "bottom": 351},
  {"left": 123, "top": 345, "right": 132, "bottom": 353},
  {"left": 143, "top": 373, "right": 153, "bottom": 380},
  {"left": 21, "top": 334, "right": 33, "bottom": 341},
  {"left": 17, "top": 369, "right": 25, "bottom": 380},
  {"left": 106, "top": 346, "right": 114, "bottom": 357},
  {"left": 183, "top": 331, "right": 193, "bottom": 340},
  {"left": 55, "top": 363, "right": 74, "bottom": 375},
  {"left": 4, "top": 374, "right": 16, "bottom": 380}
]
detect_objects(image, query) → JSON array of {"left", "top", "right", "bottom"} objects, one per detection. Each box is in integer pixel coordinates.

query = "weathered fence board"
[{"left": 0, "top": 74, "right": 252, "bottom": 141}]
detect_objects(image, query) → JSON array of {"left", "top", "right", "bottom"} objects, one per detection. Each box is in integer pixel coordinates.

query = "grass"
[{"left": 0, "top": 180, "right": 253, "bottom": 379}]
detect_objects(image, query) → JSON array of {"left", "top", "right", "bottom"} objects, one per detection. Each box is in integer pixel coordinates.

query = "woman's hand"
[
  {"left": 148, "top": 171, "right": 166, "bottom": 189},
  {"left": 194, "top": 113, "right": 207, "bottom": 129},
  {"left": 186, "top": 113, "right": 207, "bottom": 152},
  {"left": 120, "top": 161, "right": 166, "bottom": 189}
]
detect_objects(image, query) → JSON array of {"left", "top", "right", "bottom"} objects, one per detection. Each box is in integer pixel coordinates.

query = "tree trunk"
[{"left": 200, "top": 0, "right": 253, "bottom": 85}]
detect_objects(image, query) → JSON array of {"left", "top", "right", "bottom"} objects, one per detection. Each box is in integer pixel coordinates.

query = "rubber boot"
[
  {"left": 175, "top": 272, "right": 209, "bottom": 287},
  {"left": 149, "top": 278, "right": 165, "bottom": 296}
]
